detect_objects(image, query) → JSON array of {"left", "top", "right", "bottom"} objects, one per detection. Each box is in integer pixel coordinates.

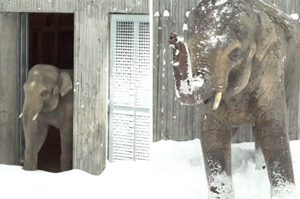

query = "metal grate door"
[{"left": 109, "top": 14, "right": 150, "bottom": 162}]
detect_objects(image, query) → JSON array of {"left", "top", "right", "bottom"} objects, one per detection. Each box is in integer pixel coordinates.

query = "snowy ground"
[{"left": 0, "top": 139, "right": 300, "bottom": 199}]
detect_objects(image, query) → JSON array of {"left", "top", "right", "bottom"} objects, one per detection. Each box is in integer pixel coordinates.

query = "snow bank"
[
  {"left": 0, "top": 139, "right": 300, "bottom": 199},
  {"left": 151, "top": 139, "right": 300, "bottom": 199}
]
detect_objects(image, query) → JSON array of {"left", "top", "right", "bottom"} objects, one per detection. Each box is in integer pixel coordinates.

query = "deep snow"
[{"left": 0, "top": 139, "right": 300, "bottom": 199}]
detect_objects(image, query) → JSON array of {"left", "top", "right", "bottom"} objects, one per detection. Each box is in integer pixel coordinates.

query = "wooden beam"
[{"left": 0, "top": 12, "right": 18, "bottom": 165}]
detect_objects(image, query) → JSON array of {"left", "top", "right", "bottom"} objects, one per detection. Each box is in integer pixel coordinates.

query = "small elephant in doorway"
[{"left": 19, "top": 64, "right": 74, "bottom": 172}]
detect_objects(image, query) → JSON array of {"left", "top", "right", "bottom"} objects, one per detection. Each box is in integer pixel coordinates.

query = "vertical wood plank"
[
  {"left": 152, "top": 8, "right": 159, "bottom": 142},
  {"left": 0, "top": 12, "right": 18, "bottom": 165}
]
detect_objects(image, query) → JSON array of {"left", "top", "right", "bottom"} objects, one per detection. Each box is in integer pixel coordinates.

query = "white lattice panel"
[
  {"left": 111, "top": 110, "right": 134, "bottom": 160},
  {"left": 111, "top": 21, "right": 135, "bottom": 108},
  {"left": 109, "top": 15, "right": 150, "bottom": 162},
  {"left": 136, "top": 22, "right": 151, "bottom": 109},
  {"left": 134, "top": 112, "right": 150, "bottom": 160}
]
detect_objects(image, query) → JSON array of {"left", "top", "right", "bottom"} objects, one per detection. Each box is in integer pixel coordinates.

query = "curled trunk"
[
  {"left": 169, "top": 33, "right": 222, "bottom": 110},
  {"left": 169, "top": 33, "right": 199, "bottom": 105}
]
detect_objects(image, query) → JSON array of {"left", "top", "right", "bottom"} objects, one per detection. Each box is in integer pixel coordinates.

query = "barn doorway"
[{"left": 19, "top": 13, "right": 74, "bottom": 172}]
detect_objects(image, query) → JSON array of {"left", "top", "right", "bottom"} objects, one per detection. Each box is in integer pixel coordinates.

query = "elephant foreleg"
[
  {"left": 254, "top": 139, "right": 265, "bottom": 170},
  {"left": 253, "top": 115, "right": 297, "bottom": 199},
  {"left": 60, "top": 126, "right": 73, "bottom": 172},
  {"left": 23, "top": 124, "right": 48, "bottom": 171},
  {"left": 200, "top": 117, "right": 234, "bottom": 199}
]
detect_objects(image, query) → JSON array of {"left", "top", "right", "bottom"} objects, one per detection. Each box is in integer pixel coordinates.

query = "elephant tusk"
[
  {"left": 19, "top": 113, "right": 23, "bottom": 118},
  {"left": 32, "top": 112, "right": 39, "bottom": 121},
  {"left": 212, "top": 91, "right": 222, "bottom": 110}
]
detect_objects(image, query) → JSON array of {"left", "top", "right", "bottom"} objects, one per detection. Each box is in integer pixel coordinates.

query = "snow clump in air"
[
  {"left": 163, "top": 10, "right": 170, "bottom": 17},
  {"left": 290, "top": 13, "right": 299, "bottom": 20},
  {"left": 154, "top": 11, "right": 160, "bottom": 17}
]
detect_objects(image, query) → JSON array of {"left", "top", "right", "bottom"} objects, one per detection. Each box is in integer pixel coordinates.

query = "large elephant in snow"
[
  {"left": 169, "top": 0, "right": 299, "bottom": 198},
  {"left": 19, "top": 64, "right": 73, "bottom": 172}
]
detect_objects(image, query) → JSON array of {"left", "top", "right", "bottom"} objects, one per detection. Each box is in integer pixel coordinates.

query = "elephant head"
[
  {"left": 169, "top": 0, "right": 279, "bottom": 110},
  {"left": 19, "top": 64, "right": 73, "bottom": 127}
]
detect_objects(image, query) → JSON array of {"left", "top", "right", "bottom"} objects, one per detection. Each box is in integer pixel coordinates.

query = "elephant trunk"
[
  {"left": 169, "top": 33, "right": 199, "bottom": 105},
  {"left": 20, "top": 97, "right": 43, "bottom": 126},
  {"left": 169, "top": 33, "right": 222, "bottom": 110}
]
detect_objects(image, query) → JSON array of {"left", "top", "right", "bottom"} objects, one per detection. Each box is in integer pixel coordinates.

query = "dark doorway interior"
[{"left": 28, "top": 13, "right": 74, "bottom": 172}]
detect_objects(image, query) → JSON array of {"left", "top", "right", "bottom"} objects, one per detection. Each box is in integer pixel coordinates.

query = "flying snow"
[
  {"left": 214, "top": 0, "right": 229, "bottom": 6},
  {"left": 163, "top": 10, "right": 170, "bottom": 17},
  {"left": 290, "top": 13, "right": 299, "bottom": 20},
  {"left": 185, "top": 11, "right": 191, "bottom": 18},
  {"left": 182, "top": 23, "right": 188, "bottom": 31}
]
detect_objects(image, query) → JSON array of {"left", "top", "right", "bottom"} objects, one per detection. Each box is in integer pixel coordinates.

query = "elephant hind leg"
[
  {"left": 23, "top": 124, "right": 48, "bottom": 171},
  {"left": 60, "top": 126, "right": 73, "bottom": 172}
]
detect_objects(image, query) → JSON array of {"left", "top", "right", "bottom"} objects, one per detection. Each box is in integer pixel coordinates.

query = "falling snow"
[
  {"left": 163, "top": 10, "right": 170, "bottom": 17},
  {"left": 182, "top": 23, "right": 188, "bottom": 31},
  {"left": 173, "top": 62, "right": 180, "bottom": 66},
  {"left": 214, "top": 0, "right": 229, "bottom": 6},
  {"left": 290, "top": 13, "right": 299, "bottom": 20},
  {"left": 185, "top": 11, "right": 191, "bottom": 18}
]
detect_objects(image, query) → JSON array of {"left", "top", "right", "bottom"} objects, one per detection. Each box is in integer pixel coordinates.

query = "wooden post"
[
  {"left": 0, "top": 12, "right": 18, "bottom": 165},
  {"left": 73, "top": 2, "right": 107, "bottom": 175}
]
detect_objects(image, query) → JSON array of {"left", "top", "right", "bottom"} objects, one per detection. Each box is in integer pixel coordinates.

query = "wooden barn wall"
[
  {"left": 0, "top": 12, "right": 18, "bottom": 165},
  {"left": 73, "top": 0, "right": 149, "bottom": 175},
  {"left": 0, "top": 0, "right": 76, "bottom": 13},
  {"left": 152, "top": 0, "right": 300, "bottom": 143},
  {"left": 0, "top": 0, "right": 148, "bottom": 175}
]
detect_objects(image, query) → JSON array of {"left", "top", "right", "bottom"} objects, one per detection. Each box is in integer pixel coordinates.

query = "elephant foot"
[
  {"left": 271, "top": 182, "right": 297, "bottom": 199},
  {"left": 22, "top": 164, "right": 37, "bottom": 171},
  {"left": 61, "top": 157, "right": 72, "bottom": 172},
  {"left": 61, "top": 164, "right": 72, "bottom": 172},
  {"left": 208, "top": 171, "right": 234, "bottom": 199}
]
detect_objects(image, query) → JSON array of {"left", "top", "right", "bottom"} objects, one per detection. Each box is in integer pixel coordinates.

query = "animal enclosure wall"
[
  {"left": 0, "top": 0, "right": 149, "bottom": 175},
  {"left": 152, "top": 0, "right": 300, "bottom": 143},
  {"left": 0, "top": 13, "right": 18, "bottom": 165},
  {"left": 109, "top": 14, "right": 151, "bottom": 162}
]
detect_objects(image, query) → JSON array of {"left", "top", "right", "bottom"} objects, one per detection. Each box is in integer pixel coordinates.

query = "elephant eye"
[
  {"left": 228, "top": 47, "right": 243, "bottom": 61},
  {"left": 40, "top": 90, "right": 50, "bottom": 97}
]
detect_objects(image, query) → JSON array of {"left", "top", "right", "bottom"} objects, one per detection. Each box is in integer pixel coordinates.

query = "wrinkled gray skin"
[
  {"left": 169, "top": 0, "right": 299, "bottom": 198},
  {"left": 20, "top": 64, "right": 73, "bottom": 172}
]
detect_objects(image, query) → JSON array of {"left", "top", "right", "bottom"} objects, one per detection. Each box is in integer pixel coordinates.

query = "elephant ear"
[
  {"left": 59, "top": 72, "right": 73, "bottom": 97},
  {"left": 254, "top": 10, "right": 278, "bottom": 62}
]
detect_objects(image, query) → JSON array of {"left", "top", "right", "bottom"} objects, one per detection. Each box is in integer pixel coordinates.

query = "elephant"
[
  {"left": 19, "top": 64, "right": 73, "bottom": 172},
  {"left": 169, "top": 0, "right": 300, "bottom": 198}
]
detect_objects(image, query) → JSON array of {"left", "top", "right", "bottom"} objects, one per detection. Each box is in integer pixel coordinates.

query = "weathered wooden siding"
[
  {"left": 73, "top": 0, "right": 148, "bottom": 175},
  {"left": 0, "top": 0, "right": 76, "bottom": 13},
  {"left": 0, "top": 0, "right": 148, "bottom": 175},
  {"left": 153, "top": 0, "right": 300, "bottom": 143},
  {"left": 0, "top": 0, "right": 149, "bottom": 14},
  {"left": 0, "top": 12, "right": 18, "bottom": 165}
]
